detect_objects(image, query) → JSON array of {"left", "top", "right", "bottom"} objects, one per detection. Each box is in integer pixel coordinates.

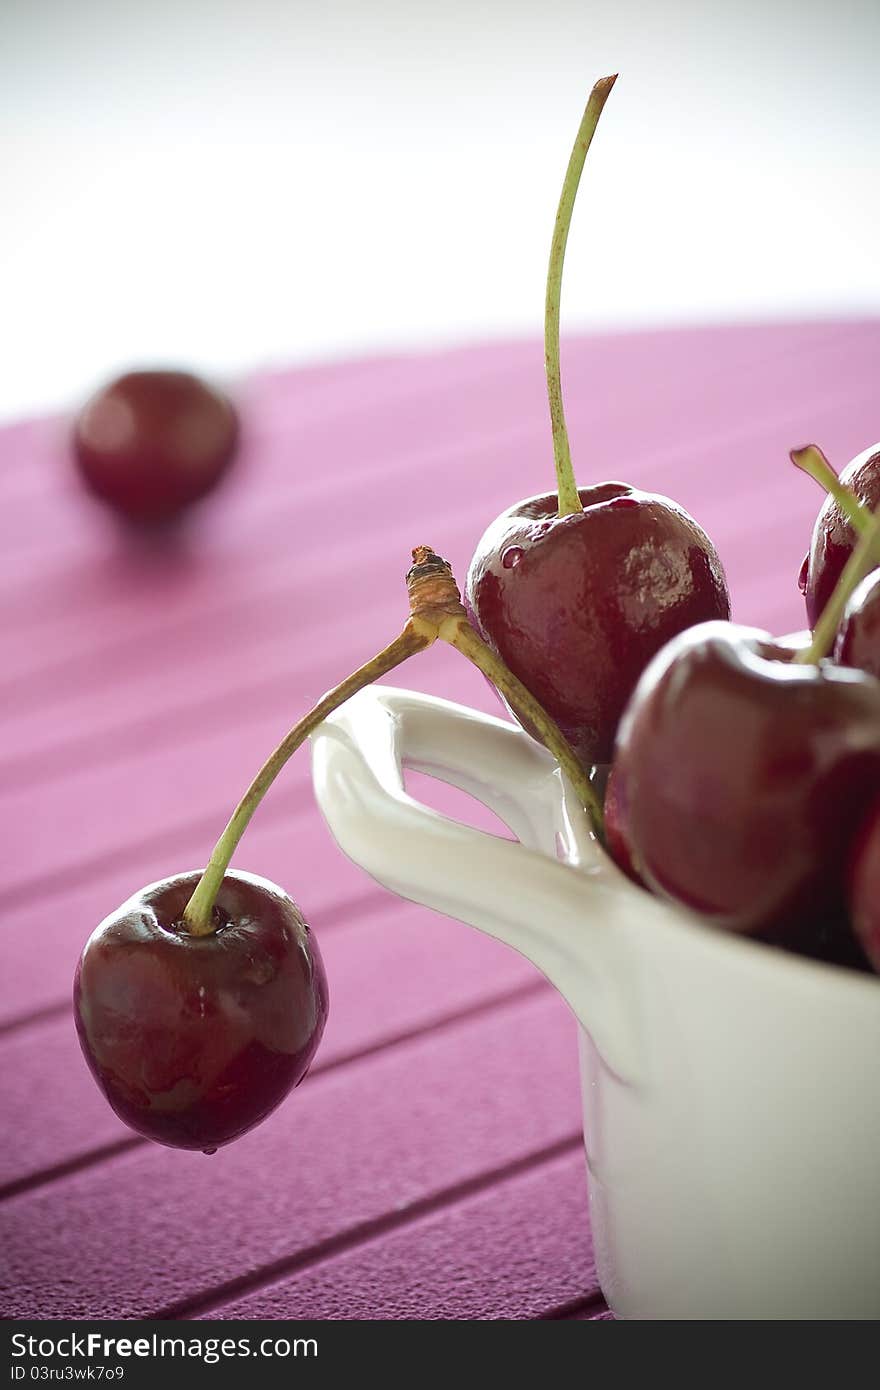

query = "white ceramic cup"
[{"left": 310, "top": 686, "right": 880, "bottom": 1319}]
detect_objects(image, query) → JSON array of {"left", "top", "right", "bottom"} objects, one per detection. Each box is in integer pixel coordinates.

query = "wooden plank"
[
  {"left": 0, "top": 991, "right": 582, "bottom": 1319},
  {"left": 196, "top": 1147, "right": 597, "bottom": 1321}
]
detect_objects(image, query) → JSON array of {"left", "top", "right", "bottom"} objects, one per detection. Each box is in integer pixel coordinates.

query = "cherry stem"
[
  {"left": 447, "top": 619, "right": 604, "bottom": 833},
  {"left": 795, "top": 502, "right": 880, "bottom": 665},
  {"left": 791, "top": 445, "right": 878, "bottom": 542},
  {"left": 184, "top": 545, "right": 605, "bottom": 935},
  {"left": 182, "top": 625, "right": 432, "bottom": 935},
  {"left": 545, "top": 74, "right": 617, "bottom": 519},
  {"left": 408, "top": 547, "right": 605, "bottom": 833}
]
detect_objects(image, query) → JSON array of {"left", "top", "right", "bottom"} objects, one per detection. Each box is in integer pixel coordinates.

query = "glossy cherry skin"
[
  {"left": 465, "top": 483, "right": 730, "bottom": 766},
  {"left": 800, "top": 442, "right": 880, "bottom": 628},
  {"left": 612, "top": 621, "right": 880, "bottom": 941},
  {"left": 834, "top": 569, "right": 880, "bottom": 679},
  {"left": 74, "top": 870, "right": 328, "bottom": 1150},
  {"left": 847, "top": 798, "right": 880, "bottom": 971},
  {"left": 602, "top": 763, "right": 643, "bottom": 886},
  {"left": 73, "top": 370, "right": 239, "bottom": 521}
]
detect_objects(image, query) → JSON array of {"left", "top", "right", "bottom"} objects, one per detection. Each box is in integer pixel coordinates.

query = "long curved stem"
[
  {"left": 184, "top": 544, "right": 607, "bottom": 935},
  {"left": 407, "top": 543, "right": 603, "bottom": 831},
  {"left": 407, "top": 545, "right": 603, "bottom": 830},
  {"left": 436, "top": 616, "right": 604, "bottom": 834},
  {"left": 545, "top": 74, "right": 617, "bottom": 518},
  {"left": 182, "top": 625, "right": 431, "bottom": 934}
]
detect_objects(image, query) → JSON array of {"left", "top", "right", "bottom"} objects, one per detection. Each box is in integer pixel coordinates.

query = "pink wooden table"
[{"left": 1, "top": 321, "right": 877, "bottom": 1321}]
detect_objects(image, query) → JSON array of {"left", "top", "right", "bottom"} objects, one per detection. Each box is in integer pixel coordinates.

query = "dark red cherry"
[
  {"left": 74, "top": 870, "right": 328, "bottom": 1150},
  {"left": 834, "top": 569, "right": 880, "bottom": 679},
  {"left": 801, "top": 442, "right": 880, "bottom": 628},
  {"left": 602, "top": 762, "right": 643, "bottom": 886},
  {"left": 765, "top": 906, "right": 873, "bottom": 974},
  {"left": 73, "top": 370, "right": 239, "bottom": 521},
  {"left": 612, "top": 621, "right": 880, "bottom": 942},
  {"left": 465, "top": 484, "right": 730, "bottom": 766},
  {"left": 847, "top": 798, "right": 880, "bottom": 972}
]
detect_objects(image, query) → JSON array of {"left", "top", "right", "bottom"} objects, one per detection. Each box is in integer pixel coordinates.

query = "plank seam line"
[
  {"left": 0, "top": 999, "right": 76, "bottom": 1041},
  {"left": 152, "top": 1132, "right": 584, "bottom": 1322},
  {"left": 0, "top": 978, "right": 550, "bottom": 1203},
  {"left": 537, "top": 1289, "right": 609, "bottom": 1320},
  {"left": 0, "top": 1137, "right": 143, "bottom": 1205}
]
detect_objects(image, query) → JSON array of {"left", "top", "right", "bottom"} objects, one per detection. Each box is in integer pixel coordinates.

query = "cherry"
[
  {"left": 834, "top": 570, "right": 880, "bottom": 679},
  {"left": 772, "top": 906, "right": 873, "bottom": 974},
  {"left": 847, "top": 798, "right": 880, "bottom": 971},
  {"left": 467, "top": 483, "right": 729, "bottom": 765},
  {"left": 611, "top": 620, "right": 880, "bottom": 945},
  {"left": 466, "top": 79, "right": 729, "bottom": 767},
  {"left": 74, "top": 871, "right": 328, "bottom": 1151},
  {"left": 602, "top": 761, "right": 643, "bottom": 886},
  {"left": 73, "top": 370, "right": 239, "bottom": 521},
  {"left": 798, "top": 441, "right": 880, "bottom": 627},
  {"left": 74, "top": 548, "right": 605, "bottom": 1151}
]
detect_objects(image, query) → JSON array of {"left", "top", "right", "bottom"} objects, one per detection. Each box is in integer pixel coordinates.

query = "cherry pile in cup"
[{"left": 468, "top": 439, "right": 880, "bottom": 977}]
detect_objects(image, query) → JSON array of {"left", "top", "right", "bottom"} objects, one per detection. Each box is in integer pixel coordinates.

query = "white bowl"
[{"left": 310, "top": 686, "right": 880, "bottom": 1319}]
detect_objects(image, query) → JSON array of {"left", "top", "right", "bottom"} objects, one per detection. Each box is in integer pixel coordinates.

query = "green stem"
[
  {"left": 184, "top": 542, "right": 608, "bottom": 936},
  {"left": 795, "top": 505, "right": 880, "bottom": 664},
  {"left": 441, "top": 615, "right": 605, "bottom": 835},
  {"left": 545, "top": 74, "right": 617, "bottom": 518},
  {"left": 182, "top": 625, "right": 432, "bottom": 935},
  {"left": 791, "top": 445, "right": 877, "bottom": 539}
]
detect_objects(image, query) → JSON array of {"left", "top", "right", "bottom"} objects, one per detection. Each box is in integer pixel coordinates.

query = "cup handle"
[{"left": 309, "top": 685, "right": 646, "bottom": 1074}]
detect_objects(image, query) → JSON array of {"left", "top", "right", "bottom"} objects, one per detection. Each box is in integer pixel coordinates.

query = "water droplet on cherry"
[
  {"left": 203, "top": 1147, "right": 218, "bottom": 1156},
  {"left": 798, "top": 553, "right": 810, "bottom": 596},
  {"left": 501, "top": 546, "right": 524, "bottom": 569}
]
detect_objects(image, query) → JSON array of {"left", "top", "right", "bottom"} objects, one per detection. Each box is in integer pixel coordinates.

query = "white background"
[{"left": 3, "top": 0, "right": 879, "bottom": 422}]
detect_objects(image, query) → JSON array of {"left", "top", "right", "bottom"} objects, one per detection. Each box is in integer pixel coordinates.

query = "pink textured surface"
[
  {"left": 198, "top": 1149, "right": 598, "bottom": 1321},
  {"left": 1, "top": 993, "right": 581, "bottom": 1319},
  {"left": 2, "top": 321, "right": 877, "bottom": 1320}
]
